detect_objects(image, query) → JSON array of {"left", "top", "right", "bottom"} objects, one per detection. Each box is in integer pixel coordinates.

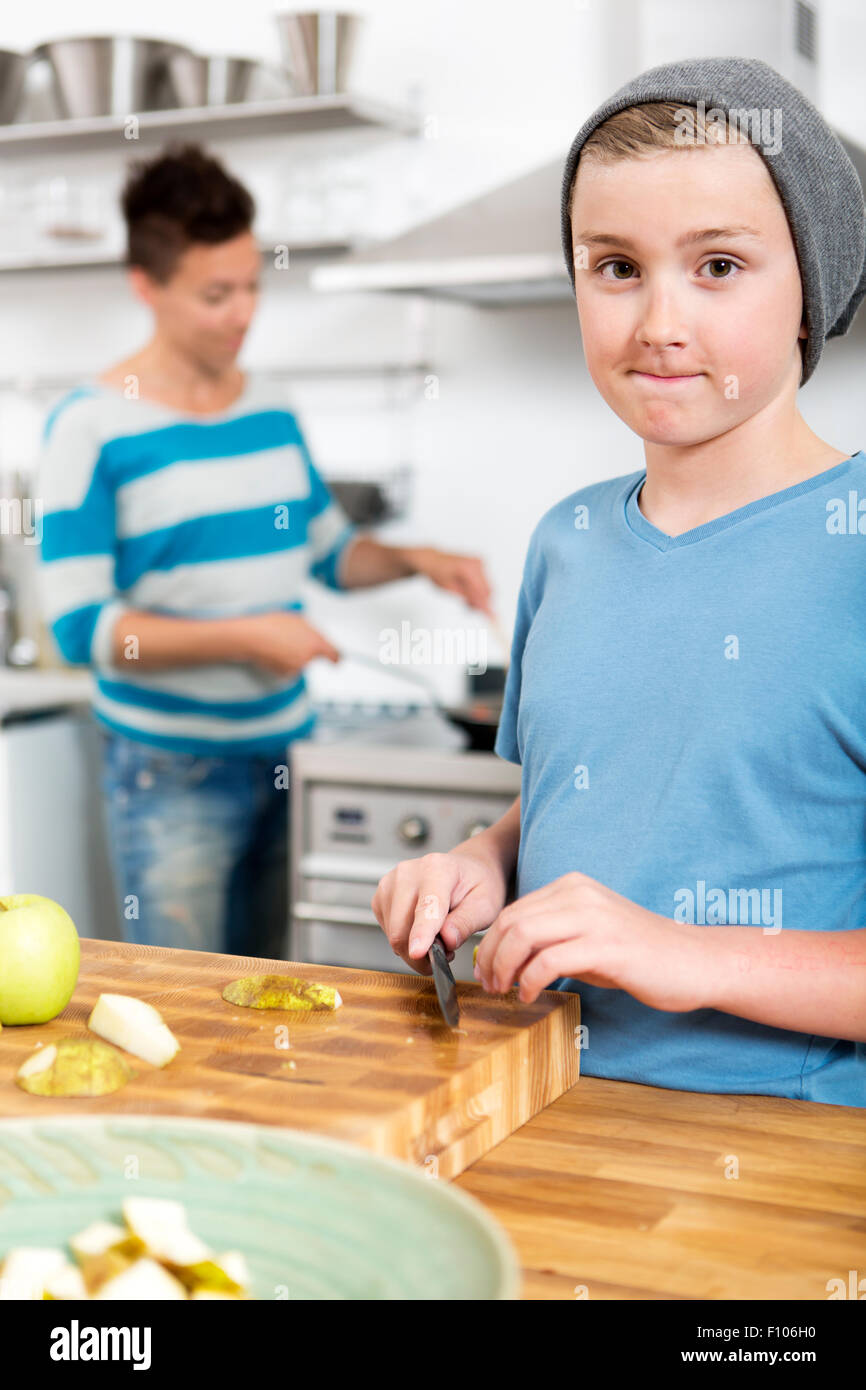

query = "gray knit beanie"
[{"left": 560, "top": 56, "right": 866, "bottom": 386}]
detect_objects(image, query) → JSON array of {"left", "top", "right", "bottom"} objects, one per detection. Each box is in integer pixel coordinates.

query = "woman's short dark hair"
[{"left": 121, "top": 142, "right": 256, "bottom": 282}]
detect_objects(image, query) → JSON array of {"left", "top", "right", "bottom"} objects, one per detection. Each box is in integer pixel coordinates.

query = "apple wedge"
[
  {"left": 121, "top": 1197, "right": 210, "bottom": 1267},
  {"left": 68, "top": 1220, "right": 130, "bottom": 1261},
  {"left": 15, "top": 1038, "right": 134, "bottom": 1096},
  {"left": 78, "top": 1248, "right": 140, "bottom": 1296},
  {"left": 68, "top": 1220, "right": 143, "bottom": 1268},
  {"left": 93, "top": 1257, "right": 187, "bottom": 1300},
  {"left": 2, "top": 1203, "right": 255, "bottom": 1300},
  {"left": 0, "top": 1247, "right": 69, "bottom": 1299},
  {"left": 88, "top": 993, "right": 180, "bottom": 1067},
  {"left": 222, "top": 974, "right": 342, "bottom": 1011},
  {"left": 175, "top": 1250, "right": 251, "bottom": 1297},
  {"left": 43, "top": 1262, "right": 88, "bottom": 1300},
  {"left": 120, "top": 1200, "right": 251, "bottom": 1294}
]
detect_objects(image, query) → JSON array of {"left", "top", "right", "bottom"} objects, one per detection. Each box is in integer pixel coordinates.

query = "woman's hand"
[
  {"left": 409, "top": 547, "right": 494, "bottom": 617},
  {"left": 237, "top": 612, "right": 340, "bottom": 676},
  {"left": 475, "top": 871, "right": 709, "bottom": 1011}
]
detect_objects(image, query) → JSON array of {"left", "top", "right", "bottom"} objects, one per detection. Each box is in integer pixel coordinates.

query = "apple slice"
[
  {"left": 176, "top": 1249, "right": 251, "bottom": 1296},
  {"left": 43, "top": 1262, "right": 88, "bottom": 1300},
  {"left": 68, "top": 1220, "right": 131, "bottom": 1261},
  {"left": 78, "top": 1248, "right": 138, "bottom": 1296},
  {"left": 121, "top": 1197, "right": 210, "bottom": 1266},
  {"left": 93, "top": 1257, "right": 187, "bottom": 1300},
  {"left": 15, "top": 1038, "right": 134, "bottom": 1096},
  {"left": 222, "top": 974, "right": 342, "bottom": 1011},
  {"left": 88, "top": 993, "right": 180, "bottom": 1067},
  {"left": 0, "top": 1247, "right": 68, "bottom": 1299},
  {"left": 16, "top": 1043, "right": 55, "bottom": 1080},
  {"left": 212, "top": 1250, "right": 250, "bottom": 1291}
]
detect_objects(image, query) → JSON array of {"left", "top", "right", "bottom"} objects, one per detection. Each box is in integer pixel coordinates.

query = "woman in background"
[{"left": 38, "top": 143, "right": 494, "bottom": 960}]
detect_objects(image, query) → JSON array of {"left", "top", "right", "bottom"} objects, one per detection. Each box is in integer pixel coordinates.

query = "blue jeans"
[{"left": 98, "top": 728, "right": 291, "bottom": 959}]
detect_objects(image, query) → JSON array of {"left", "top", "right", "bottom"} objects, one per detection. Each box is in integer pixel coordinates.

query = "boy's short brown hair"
[
  {"left": 121, "top": 141, "right": 256, "bottom": 283},
  {"left": 565, "top": 100, "right": 752, "bottom": 221}
]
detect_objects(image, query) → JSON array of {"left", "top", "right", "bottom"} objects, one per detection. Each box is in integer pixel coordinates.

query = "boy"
[
  {"left": 371, "top": 57, "right": 866, "bottom": 1106},
  {"left": 37, "top": 143, "right": 493, "bottom": 959}
]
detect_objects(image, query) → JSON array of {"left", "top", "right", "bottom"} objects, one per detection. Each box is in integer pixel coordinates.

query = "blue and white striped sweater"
[{"left": 37, "top": 376, "right": 357, "bottom": 754}]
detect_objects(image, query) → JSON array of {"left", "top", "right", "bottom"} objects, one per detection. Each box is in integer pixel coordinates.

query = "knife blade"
[{"left": 428, "top": 935, "right": 460, "bottom": 1027}]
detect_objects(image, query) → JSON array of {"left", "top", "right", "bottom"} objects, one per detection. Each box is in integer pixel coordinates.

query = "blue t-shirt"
[{"left": 494, "top": 452, "right": 866, "bottom": 1107}]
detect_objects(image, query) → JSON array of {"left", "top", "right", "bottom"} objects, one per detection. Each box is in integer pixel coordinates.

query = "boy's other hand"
[
  {"left": 370, "top": 849, "right": 508, "bottom": 976},
  {"left": 476, "top": 871, "right": 707, "bottom": 1011}
]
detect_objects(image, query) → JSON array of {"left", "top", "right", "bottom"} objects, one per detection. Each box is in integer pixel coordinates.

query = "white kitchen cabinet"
[{"left": 0, "top": 706, "right": 119, "bottom": 942}]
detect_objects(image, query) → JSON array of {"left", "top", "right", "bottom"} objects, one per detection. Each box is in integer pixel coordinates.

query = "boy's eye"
[
  {"left": 702, "top": 258, "right": 738, "bottom": 278},
  {"left": 598, "top": 260, "right": 635, "bottom": 280},
  {"left": 596, "top": 257, "right": 741, "bottom": 281}
]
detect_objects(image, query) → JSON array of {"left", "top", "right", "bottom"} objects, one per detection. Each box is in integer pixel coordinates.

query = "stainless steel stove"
[
  {"left": 307, "top": 696, "right": 467, "bottom": 749},
  {"left": 289, "top": 713, "right": 520, "bottom": 982}
]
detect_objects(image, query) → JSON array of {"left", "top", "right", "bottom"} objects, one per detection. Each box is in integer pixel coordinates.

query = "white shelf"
[
  {"left": 0, "top": 237, "right": 354, "bottom": 274},
  {"left": 0, "top": 91, "right": 420, "bottom": 154},
  {"left": 0, "top": 362, "right": 431, "bottom": 391}
]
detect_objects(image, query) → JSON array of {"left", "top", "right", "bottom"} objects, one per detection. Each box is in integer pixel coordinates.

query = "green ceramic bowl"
[{"left": 0, "top": 1115, "right": 519, "bottom": 1299}]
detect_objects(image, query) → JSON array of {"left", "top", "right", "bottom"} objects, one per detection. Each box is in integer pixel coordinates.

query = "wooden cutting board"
[{"left": 0, "top": 938, "right": 580, "bottom": 1180}]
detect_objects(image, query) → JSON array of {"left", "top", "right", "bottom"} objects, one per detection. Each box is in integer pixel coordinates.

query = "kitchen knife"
[{"left": 428, "top": 935, "right": 460, "bottom": 1027}]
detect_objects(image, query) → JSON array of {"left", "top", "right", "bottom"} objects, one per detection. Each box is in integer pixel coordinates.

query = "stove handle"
[
  {"left": 292, "top": 899, "right": 484, "bottom": 942},
  {"left": 293, "top": 901, "right": 381, "bottom": 927}
]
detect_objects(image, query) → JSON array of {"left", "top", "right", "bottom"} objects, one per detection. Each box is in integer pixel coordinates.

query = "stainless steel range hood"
[
  {"left": 310, "top": 129, "right": 866, "bottom": 307},
  {"left": 309, "top": 159, "right": 573, "bottom": 305}
]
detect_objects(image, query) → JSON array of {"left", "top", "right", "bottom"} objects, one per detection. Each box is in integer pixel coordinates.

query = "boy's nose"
[{"left": 635, "top": 289, "right": 689, "bottom": 349}]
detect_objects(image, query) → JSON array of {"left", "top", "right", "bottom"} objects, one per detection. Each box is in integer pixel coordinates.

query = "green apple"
[{"left": 0, "top": 894, "right": 80, "bottom": 1025}]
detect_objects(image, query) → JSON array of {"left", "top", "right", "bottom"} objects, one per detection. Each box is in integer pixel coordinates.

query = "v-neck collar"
[{"left": 624, "top": 452, "right": 865, "bottom": 552}]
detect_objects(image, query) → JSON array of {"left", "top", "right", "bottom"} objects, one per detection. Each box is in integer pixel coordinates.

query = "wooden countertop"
[
  {"left": 2, "top": 938, "right": 863, "bottom": 1301},
  {"left": 454, "top": 1072, "right": 866, "bottom": 1300}
]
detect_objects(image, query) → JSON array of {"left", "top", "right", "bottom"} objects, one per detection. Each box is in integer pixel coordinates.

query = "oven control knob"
[
  {"left": 398, "top": 814, "right": 429, "bottom": 845},
  {"left": 464, "top": 819, "right": 492, "bottom": 839}
]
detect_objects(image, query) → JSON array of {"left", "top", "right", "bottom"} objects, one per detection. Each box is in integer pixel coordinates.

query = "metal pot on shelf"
[
  {"left": 0, "top": 49, "right": 28, "bottom": 124},
  {"left": 205, "top": 56, "right": 293, "bottom": 105},
  {"left": 31, "top": 35, "right": 201, "bottom": 118},
  {"left": 273, "top": 10, "right": 362, "bottom": 95}
]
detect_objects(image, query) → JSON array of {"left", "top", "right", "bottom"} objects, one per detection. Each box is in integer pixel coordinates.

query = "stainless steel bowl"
[
  {"left": 205, "top": 56, "right": 293, "bottom": 105},
  {"left": 0, "top": 48, "right": 29, "bottom": 124},
  {"left": 17, "top": 56, "right": 63, "bottom": 123},
  {"left": 31, "top": 35, "right": 202, "bottom": 118},
  {"left": 158, "top": 46, "right": 208, "bottom": 108},
  {"left": 273, "top": 11, "right": 361, "bottom": 95}
]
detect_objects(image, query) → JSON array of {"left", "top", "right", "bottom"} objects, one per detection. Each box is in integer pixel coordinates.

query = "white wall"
[{"left": 2, "top": 1, "right": 865, "bottom": 707}]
